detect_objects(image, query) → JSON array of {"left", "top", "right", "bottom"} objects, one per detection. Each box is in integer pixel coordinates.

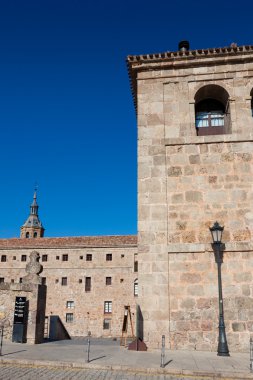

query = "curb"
[{"left": 0, "top": 357, "right": 253, "bottom": 379}]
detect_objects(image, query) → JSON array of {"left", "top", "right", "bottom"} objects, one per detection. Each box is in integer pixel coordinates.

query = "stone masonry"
[
  {"left": 0, "top": 236, "right": 137, "bottom": 339},
  {"left": 127, "top": 43, "right": 253, "bottom": 351}
]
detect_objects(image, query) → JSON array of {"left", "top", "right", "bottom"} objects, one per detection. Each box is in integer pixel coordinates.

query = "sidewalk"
[{"left": 0, "top": 338, "right": 252, "bottom": 379}]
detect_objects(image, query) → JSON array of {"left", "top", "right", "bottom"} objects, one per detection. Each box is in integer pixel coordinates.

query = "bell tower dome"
[{"left": 20, "top": 189, "right": 45, "bottom": 238}]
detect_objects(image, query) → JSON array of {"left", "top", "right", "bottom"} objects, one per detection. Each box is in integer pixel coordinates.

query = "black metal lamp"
[
  {"left": 209, "top": 222, "right": 230, "bottom": 357},
  {"left": 210, "top": 221, "right": 224, "bottom": 244}
]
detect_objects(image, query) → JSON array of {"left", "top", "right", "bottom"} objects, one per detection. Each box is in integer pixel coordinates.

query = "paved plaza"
[{"left": 0, "top": 338, "right": 252, "bottom": 379}]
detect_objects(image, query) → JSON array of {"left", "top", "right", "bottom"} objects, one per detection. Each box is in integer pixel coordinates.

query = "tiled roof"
[
  {"left": 0, "top": 235, "right": 137, "bottom": 249},
  {"left": 126, "top": 44, "right": 253, "bottom": 111}
]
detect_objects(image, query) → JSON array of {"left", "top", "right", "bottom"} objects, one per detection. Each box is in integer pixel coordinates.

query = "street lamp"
[{"left": 209, "top": 222, "right": 230, "bottom": 357}]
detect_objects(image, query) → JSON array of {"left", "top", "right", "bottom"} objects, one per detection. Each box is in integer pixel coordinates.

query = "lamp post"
[{"left": 209, "top": 221, "right": 230, "bottom": 357}]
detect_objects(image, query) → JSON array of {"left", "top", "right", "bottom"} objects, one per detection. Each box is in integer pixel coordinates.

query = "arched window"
[
  {"left": 33, "top": 232, "right": 38, "bottom": 238},
  {"left": 134, "top": 279, "right": 138, "bottom": 297},
  {"left": 195, "top": 85, "right": 231, "bottom": 136},
  {"left": 25, "top": 232, "right": 29, "bottom": 239}
]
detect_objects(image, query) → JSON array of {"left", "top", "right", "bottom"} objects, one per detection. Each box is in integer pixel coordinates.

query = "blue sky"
[{"left": 0, "top": 0, "right": 252, "bottom": 238}]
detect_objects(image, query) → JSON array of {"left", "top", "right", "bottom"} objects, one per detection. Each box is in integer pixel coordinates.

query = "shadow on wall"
[{"left": 47, "top": 315, "right": 71, "bottom": 341}]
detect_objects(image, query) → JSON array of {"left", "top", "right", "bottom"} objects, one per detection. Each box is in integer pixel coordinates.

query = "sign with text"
[{"left": 13, "top": 296, "right": 27, "bottom": 324}]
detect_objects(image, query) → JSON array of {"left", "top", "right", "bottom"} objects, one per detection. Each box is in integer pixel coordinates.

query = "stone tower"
[
  {"left": 127, "top": 43, "right": 253, "bottom": 351},
  {"left": 20, "top": 190, "right": 45, "bottom": 238}
]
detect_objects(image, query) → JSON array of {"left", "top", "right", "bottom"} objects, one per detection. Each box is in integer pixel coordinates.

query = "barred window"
[
  {"left": 86, "top": 254, "right": 92, "bottom": 261},
  {"left": 106, "top": 277, "right": 112, "bottom": 286},
  {"left": 104, "top": 301, "right": 112, "bottom": 314},
  {"left": 66, "top": 313, "right": 74, "bottom": 323},
  {"left": 66, "top": 301, "right": 74, "bottom": 309},
  {"left": 103, "top": 318, "right": 111, "bottom": 330},
  {"left": 106, "top": 254, "right": 112, "bottom": 261},
  {"left": 61, "top": 277, "right": 68, "bottom": 286},
  {"left": 1, "top": 255, "right": 6, "bottom": 262},
  {"left": 62, "top": 254, "right": 68, "bottom": 262}
]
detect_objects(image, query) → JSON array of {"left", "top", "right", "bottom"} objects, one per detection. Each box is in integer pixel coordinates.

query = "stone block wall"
[
  {"left": 0, "top": 236, "right": 138, "bottom": 338},
  {"left": 128, "top": 45, "right": 253, "bottom": 351},
  {"left": 0, "top": 283, "right": 46, "bottom": 343},
  {"left": 169, "top": 249, "right": 253, "bottom": 352}
]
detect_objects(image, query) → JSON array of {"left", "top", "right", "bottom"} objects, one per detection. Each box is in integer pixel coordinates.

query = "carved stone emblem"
[{"left": 22, "top": 251, "right": 43, "bottom": 285}]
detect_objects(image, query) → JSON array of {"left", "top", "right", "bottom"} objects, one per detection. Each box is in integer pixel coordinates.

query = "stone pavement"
[{"left": 0, "top": 338, "right": 252, "bottom": 379}]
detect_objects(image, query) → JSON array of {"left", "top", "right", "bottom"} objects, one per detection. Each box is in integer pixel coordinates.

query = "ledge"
[
  {"left": 165, "top": 133, "right": 253, "bottom": 146},
  {"left": 167, "top": 241, "right": 253, "bottom": 253}
]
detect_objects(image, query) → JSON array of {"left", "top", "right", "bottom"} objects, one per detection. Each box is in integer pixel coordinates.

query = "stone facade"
[
  {"left": 0, "top": 236, "right": 138, "bottom": 338},
  {"left": 127, "top": 44, "right": 253, "bottom": 351},
  {"left": 0, "top": 282, "right": 46, "bottom": 343}
]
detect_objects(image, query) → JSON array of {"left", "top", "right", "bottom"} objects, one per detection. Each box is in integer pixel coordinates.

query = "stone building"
[
  {"left": 127, "top": 42, "right": 253, "bottom": 352},
  {"left": 0, "top": 194, "right": 138, "bottom": 338}
]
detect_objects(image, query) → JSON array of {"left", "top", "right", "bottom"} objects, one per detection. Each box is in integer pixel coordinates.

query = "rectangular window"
[
  {"left": 0, "top": 278, "right": 4, "bottom": 283},
  {"left": 66, "top": 313, "right": 74, "bottom": 323},
  {"left": 13, "top": 256, "right": 16, "bottom": 260},
  {"left": 61, "top": 277, "right": 67, "bottom": 286},
  {"left": 66, "top": 301, "right": 74, "bottom": 309},
  {"left": 21, "top": 255, "right": 27, "bottom": 262},
  {"left": 134, "top": 261, "right": 138, "bottom": 272},
  {"left": 134, "top": 281, "right": 138, "bottom": 297},
  {"left": 104, "top": 301, "right": 112, "bottom": 314},
  {"left": 19, "top": 278, "right": 23, "bottom": 283},
  {"left": 106, "top": 254, "right": 112, "bottom": 261},
  {"left": 1, "top": 255, "right": 6, "bottom": 262},
  {"left": 56, "top": 256, "right": 60, "bottom": 260},
  {"left": 103, "top": 318, "right": 111, "bottom": 330},
  {"left": 42, "top": 277, "right": 46, "bottom": 285},
  {"left": 86, "top": 254, "right": 92, "bottom": 261},
  {"left": 79, "top": 256, "right": 83, "bottom": 260},
  {"left": 42, "top": 255, "right": 48, "bottom": 262},
  {"left": 106, "top": 277, "right": 112, "bottom": 286},
  {"left": 62, "top": 254, "right": 68, "bottom": 261},
  {"left": 85, "top": 277, "right": 91, "bottom": 292}
]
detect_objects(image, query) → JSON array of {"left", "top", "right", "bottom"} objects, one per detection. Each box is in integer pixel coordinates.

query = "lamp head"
[{"left": 209, "top": 221, "right": 224, "bottom": 244}]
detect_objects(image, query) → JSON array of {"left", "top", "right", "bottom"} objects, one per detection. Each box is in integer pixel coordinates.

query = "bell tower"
[{"left": 20, "top": 190, "right": 45, "bottom": 238}]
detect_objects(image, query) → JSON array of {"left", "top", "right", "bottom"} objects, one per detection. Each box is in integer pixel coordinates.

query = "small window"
[
  {"left": 56, "top": 256, "right": 60, "bottom": 260},
  {"left": 104, "top": 301, "right": 112, "bottom": 314},
  {"left": 85, "top": 277, "right": 91, "bottom": 292},
  {"left": 121, "top": 254, "right": 125, "bottom": 258},
  {"left": 1, "top": 255, "right": 6, "bottom": 262},
  {"left": 21, "top": 255, "right": 27, "bottom": 262},
  {"left": 42, "top": 277, "right": 46, "bottom": 285},
  {"left": 62, "top": 254, "right": 68, "bottom": 262},
  {"left": 79, "top": 279, "right": 83, "bottom": 283},
  {"left": 42, "top": 255, "right": 48, "bottom": 262},
  {"left": 13, "top": 256, "right": 16, "bottom": 260},
  {"left": 120, "top": 278, "right": 124, "bottom": 283},
  {"left": 106, "top": 254, "right": 112, "bottom": 261},
  {"left": 33, "top": 232, "right": 37, "bottom": 238},
  {"left": 106, "top": 277, "right": 112, "bottom": 286},
  {"left": 66, "top": 301, "right": 74, "bottom": 309},
  {"left": 79, "top": 256, "right": 83, "bottom": 260},
  {"left": 66, "top": 313, "right": 74, "bottom": 323},
  {"left": 134, "top": 279, "right": 138, "bottom": 297},
  {"left": 19, "top": 278, "right": 23, "bottom": 283},
  {"left": 55, "top": 279, "right": 59, "bottom": 284},
  {"left": 86, "top": 254, "right": 92, "bottom": 261},
  {"left": 134, "top": 261, "right": 138, "bottom": 272},
  {"left": 103, "top": 318, "right": 111, "bottom": 330},
  {"left": 0, "top": 278, "right": 4, "bottom": 283},
  {"left": 11, "top": 279, "right": 14, "bottom": 283},
  {"left": 61, "top": 277, "right": 67, "bottom": 286},
  {"left": 25, "top": 232, "right": 29, "bottom": 238}
]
